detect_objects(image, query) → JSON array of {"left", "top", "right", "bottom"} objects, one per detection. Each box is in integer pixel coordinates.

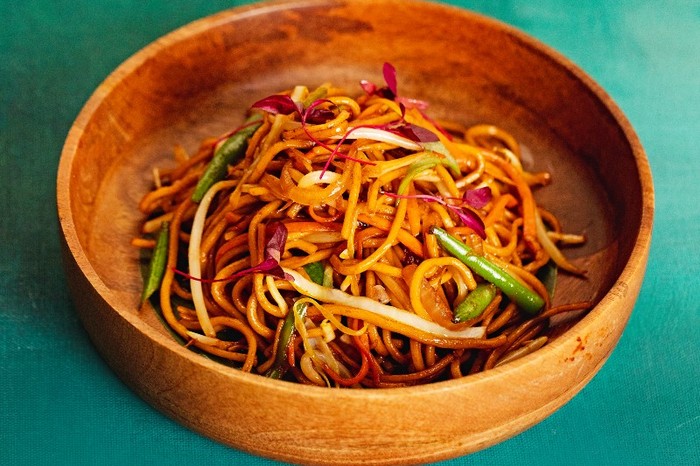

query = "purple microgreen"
[
  {"left": 395, "top": 96, "right": 430, "bottom": 111},
  {"left": 358, "top": 103, "right": 438, "bottom": 144},
  {"left": 251, "top": 93, "right": 375, "bottom": 177},
  {"left": 450, "top": 207, "right": 487, "bottom": 239},
  {"left": 251, "top": 94, "right": 300, "bottom": 116},
  {"left": 299, "top": 98, "right": 336, "bottom": 125},
  {"left": 360, "top": 63, "right": 430, "bottom": 112},
  {"left": 359, "top": 62, "right": 397, "bottom": 100},
  {"left": 304, "top": 106, "right": 337, "bottom": 124},
  {"left": 383, "top": 62, "right": 398, "bottom": 97},
  {"left": 390, "top": 122, "right": 440, "bottom": 143},
  {"left": 415, "top": 109, "right": 453, "bottom": 141},
  {"left": 359, "top": 79, "right": 377, "bottom": 95},
  {"left": 173, "top": 222, "right": 293, "bottom": 283},
  {"left": 263, "top": 222, "right": 287, "bottom": 263},
  {"left": 317, "top": 126, "right": 369, "bottom": 177},
  {"left": 384, "top": 191, "right": 487, "bottom": 239},
  {"left": 463, "top": 186, "right": 492, "bottom": 209}
]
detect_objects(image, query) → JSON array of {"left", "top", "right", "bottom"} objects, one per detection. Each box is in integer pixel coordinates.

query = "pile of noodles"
[{"left": 134, "top": 66, "right": 590, "bottom": 387}]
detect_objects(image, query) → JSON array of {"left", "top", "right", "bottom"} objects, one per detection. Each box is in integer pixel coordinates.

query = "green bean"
[
  {"left": 266, "top": 302, "right": 308, "bottom": 379},
  {"left": 140, "top": 221, "right": 169, "bottom": 305},
  {"left": 430, "top": 226, "right": 545, "bottom": 315},
  {"left": 191, "top": 113, "right": 263, "bottom": 203},
  {"left": 454, "top": 283, "right": 497, "bottom": 322}
]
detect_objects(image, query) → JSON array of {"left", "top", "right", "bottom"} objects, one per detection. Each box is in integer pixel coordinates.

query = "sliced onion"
[
  {"left": 336, "top": 127, "right": 422, "bottom": 150},
  {"left": 189, "top": 181, "right": 232, "bottom": 337},
  {"left": 535, "top": 211, "right": 586, "bottom": 275},
  {"left": 283, "top": 268, "right": 486, "bottom": 345},
  {"left": 298, "top": 170, "right": 341, "bottom": 188}
]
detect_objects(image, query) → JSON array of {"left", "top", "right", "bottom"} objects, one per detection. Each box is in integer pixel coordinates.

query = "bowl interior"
[{"left": 58, "top": 0, "right": 651, "bottom": 463}]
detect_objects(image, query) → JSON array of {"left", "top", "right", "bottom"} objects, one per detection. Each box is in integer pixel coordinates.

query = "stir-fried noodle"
[{"left": 134, "top": 65, "right": 591, "bottom": 387}]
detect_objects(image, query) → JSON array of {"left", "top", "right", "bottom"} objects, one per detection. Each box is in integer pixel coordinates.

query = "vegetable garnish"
[
  {"left": 454, "top": 283, "right": 497, "bottom": 323},
  {"left": 283, "top": 268, "right": 487, "bottom": 346},
  {"left": 430, "top": 226, "right": 545, "bottom": 315},
  {"left": 251, "top": 73, "right": 444, "bottom": 178},
  {"left": 251, "top": 93, "right": 375, "bottom": 178},
  {"left": 360, "top": 62, "right": 453, "bottom": 141},
  {"left": 384, "top": 186, "right": 492, "bottom": 238},
  {"left": 175, "top": 222, "right": 292, "bottom": 284},
  {"left": 535, "top": 210, "right": 586, "bottom": 275},
  {"left": 191, "top": 114, "right": 263, "bottom": 203},
  {"left": 140, "top": 221, "right": 169, "bottom": 305},
  {"left": 360, "top": 62, "right": 429, "bottom": 111},
  {"left": 134, "top": 64, "right": 592, "bottom": 385},
  {"left": 462, "top": 186, "right": 492, "bottom": 209}
]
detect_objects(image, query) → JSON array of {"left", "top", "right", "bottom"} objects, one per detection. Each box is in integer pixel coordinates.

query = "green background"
[{"left": 2, "top": 0, "right": 698, "bottom": 464}]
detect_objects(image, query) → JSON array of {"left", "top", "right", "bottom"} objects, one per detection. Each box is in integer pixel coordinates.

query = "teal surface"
[{"left": 2, "top": 1, "right": 698, "bottom": 464}]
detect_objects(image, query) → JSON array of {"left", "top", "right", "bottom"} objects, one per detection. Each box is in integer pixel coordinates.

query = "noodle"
[{"left": 135, "top": 66, "right": 592, "bottom": 387}]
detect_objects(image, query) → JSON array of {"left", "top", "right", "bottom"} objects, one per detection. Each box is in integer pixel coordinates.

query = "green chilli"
[
  {"left": 454, "top": 283, "right": 497, "bottom": 322},
  {"left": 430, "top": 226, "right": 545, "bottom": 315},
  {"left": 141, "top": 221, "right": 169, "bottom": 305},
  {"left": 191, "top": 113, "right": 263, "bottom": 203}
]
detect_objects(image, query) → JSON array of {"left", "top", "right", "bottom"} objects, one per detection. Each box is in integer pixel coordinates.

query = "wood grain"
[{"left": 57, "top": 0, "right": 653, "bottom": 464}]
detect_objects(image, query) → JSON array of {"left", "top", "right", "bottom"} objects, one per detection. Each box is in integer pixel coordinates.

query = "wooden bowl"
[{"left": 57, "top": 0, "right": 653, "bottom": 464}]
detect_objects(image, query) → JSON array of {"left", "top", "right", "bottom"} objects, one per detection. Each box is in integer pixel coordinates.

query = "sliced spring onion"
[
  {"left": 420, "top": 140, "right": 461, "bottom": 176},
  {"left": 397, "top": 157, "right": 442, "bottom": 195}
]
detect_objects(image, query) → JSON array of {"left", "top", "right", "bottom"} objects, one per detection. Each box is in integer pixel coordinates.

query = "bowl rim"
[{"left": 57, "top": 0, "right": 655, "bottom": 399}]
